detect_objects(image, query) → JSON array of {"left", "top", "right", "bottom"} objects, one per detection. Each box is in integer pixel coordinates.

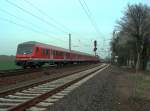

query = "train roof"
[{"left": 19, "top": 41, "right": 95, "bottom": 57}]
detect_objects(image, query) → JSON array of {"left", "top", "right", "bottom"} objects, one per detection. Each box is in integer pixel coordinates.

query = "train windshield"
[{"left": 17, "top": 44, "right": 33, "bottom": 54}]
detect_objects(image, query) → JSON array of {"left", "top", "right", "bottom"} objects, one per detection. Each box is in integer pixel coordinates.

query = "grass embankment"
[
  {"left": 129, "top": 72, "right": 150, "bottom": 102},
  {"left": 0, "top": 55, "right": 20, "bottom": 70}
]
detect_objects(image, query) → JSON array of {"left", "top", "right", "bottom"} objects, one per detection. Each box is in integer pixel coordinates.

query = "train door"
[
  {"left": 45, "top": 49, "right": 49, "bottom": 59},
  {"left": 35, "top": 47, "right": 40, "bottom": 58},
  {"left": 48, "top": 49, "right": 51, "bottom": 59}
]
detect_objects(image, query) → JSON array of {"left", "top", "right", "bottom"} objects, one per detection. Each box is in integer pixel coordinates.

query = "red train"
[{"left": 15, "top": 41, "right": 99, "bottom": 68}]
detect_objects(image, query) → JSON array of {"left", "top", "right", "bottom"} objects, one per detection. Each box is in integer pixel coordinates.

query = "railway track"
[
  {"left": 0, "top": 63, "right": 100, "bottom": 96},
  {"left": 0, "top": 64, "right": 109, "bottom": 111},
  {"left": 0, "top": 67, "right": 50, "bottom": 77},
  {"left": 0, "top": 63, "right": 88, "bottom": 77}
]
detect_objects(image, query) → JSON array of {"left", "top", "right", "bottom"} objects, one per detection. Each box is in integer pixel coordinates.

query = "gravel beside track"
[
  {"left": 0, "top": 64, "right": 97, "bottom": 87},
  {"left": 0, "top": 64, "right": 88, "bottom": 77},
  {"left": 0, "top": 64, "right": 106, "bottom": 111},
  {"left": 0, "top": 63, "right": 100, "bottom": 96},
  {"left": 0, "top": 68, "right": 42, "bottom": 77},
  {"left": 49, "top": 65, "right": 119, "bottom": 111}
]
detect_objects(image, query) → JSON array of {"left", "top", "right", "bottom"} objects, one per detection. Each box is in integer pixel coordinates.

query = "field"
[
  {"left": 129, "top": 72, "right": 150, "bottom": 100},
  {"left": 0, "top": 55, "right": 20, "bottom": 70},
  {"left": 114, "top": 67, "right": 150, "bottom": 111},
  {"left": 0, "top": 61, "right": 20, "bottom": 70},
  {"left": 124, "top": 71, "right": 150, "bottom": 111}
]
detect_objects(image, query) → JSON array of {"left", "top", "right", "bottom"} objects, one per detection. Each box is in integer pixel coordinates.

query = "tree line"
[{"left": 111, "top": 3, "right": 150, "bottom": 71}]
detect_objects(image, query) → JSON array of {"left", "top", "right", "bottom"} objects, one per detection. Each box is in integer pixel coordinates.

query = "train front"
[{"left": 15, "top": 42, "right": 34, "bottom": 68}]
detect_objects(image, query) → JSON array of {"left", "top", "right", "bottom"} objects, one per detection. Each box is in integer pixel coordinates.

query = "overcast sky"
[{"left": 0, "top": 0, "right": 149, "bottom": 58}]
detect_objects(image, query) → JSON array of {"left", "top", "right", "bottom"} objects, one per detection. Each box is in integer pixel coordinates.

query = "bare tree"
[{"left": 112, "top": 3, "right": 150, "bottom": 71}]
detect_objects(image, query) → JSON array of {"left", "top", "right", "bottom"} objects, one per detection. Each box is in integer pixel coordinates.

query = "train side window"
[
  {"left": 61, "top": 52, "right": 64, "bottom": 56},
  {"left": 56, "top": 51, "right": 59, "bottom": 56},
  {"left": 56, "top": 51, "right": 58, "bottom": 56},
  {"left": 44, "top": 49, "right": 46, "bottom": 55},
  {"left": 55, "top": 51, "right": 56, "bottom": 56},
  {"left": 59, "top": 52, "right": 61, "bottom": 56},
  {"left": 36, "top": 47, "right": 39, "bottom": 53},
  {"left": 42, "top": 49, "right": 43, "bottom": 55},
  {"left": 57, "top": 52, "right": 60, "bottom": 56},
  {"left": 46, "top": 49, "right": 49, "bottom": 56}
]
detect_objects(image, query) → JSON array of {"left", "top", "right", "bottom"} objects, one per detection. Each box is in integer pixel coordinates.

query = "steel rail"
[
  {"left": 8, "top": 65, "right": 107, "bottom": 111},
  {"left": 0, "top": 63, "right": 91, "bottom": 77},
  {"left": 0, "top": 64, "right": 100, "bottom": 97}
]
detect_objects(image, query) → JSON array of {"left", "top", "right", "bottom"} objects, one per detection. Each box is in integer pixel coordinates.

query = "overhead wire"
[
  {"left": 5, "top": 0, "right": 68, "bottom": 34},
  {"left": 23, "top": 0, "right": 70, "bottom": 33},
  {"left": 4, "top": 0, "right": 68, "bottom": 43},
  {"left": 3, "top": 0, "right": 103, "bottom": 54},
  {"left": 81, "top": 0, "right": 101, "bottom": 35},
  {"left": 0, "top": 17, "right": 47, "bottom": 37},
  {"left": 23, "top": 0, "right": 94, "bottom": 50},
  {"left": 0, "top": 8, "right": 66, "bottom": 43},
  {"left": 77, "top": 0, "right": 107, "bottom": 54},
  {"left": 23, "top": 0, "right": 93, "bottom": 46},
  {"left": 82, "top": 0, "right": 108, "bottom": 48},
  {"left": 23, "top": 0, "right": 99, "bottom": 46},
  {"left": 72, "top": 0, "right": 108, "bottom": 55},
  {"left": 22, "top": 0, "right": 71, "bottom": 43},
  {"left": 23, "top": 0, "right": 101, "bottom": 51},
  {"left": 78, "top": 0, "right": 101, "bottom": 36}
]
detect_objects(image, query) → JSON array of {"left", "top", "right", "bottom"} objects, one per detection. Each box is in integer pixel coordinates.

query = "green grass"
[
  {"left": 129, "top": 73, "right": 150, "bottom": 100},
  {"left": 0, "top": 61, "right": 20, "bottom": 70}
]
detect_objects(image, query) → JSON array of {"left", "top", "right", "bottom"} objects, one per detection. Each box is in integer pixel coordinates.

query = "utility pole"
[{"left": 69, "top": 33, "right": 71, "bottom": 51}]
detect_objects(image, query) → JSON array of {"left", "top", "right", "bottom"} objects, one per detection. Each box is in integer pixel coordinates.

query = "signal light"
[{"left": 94, "top": 40, "right": 97, "bottom": 47}]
